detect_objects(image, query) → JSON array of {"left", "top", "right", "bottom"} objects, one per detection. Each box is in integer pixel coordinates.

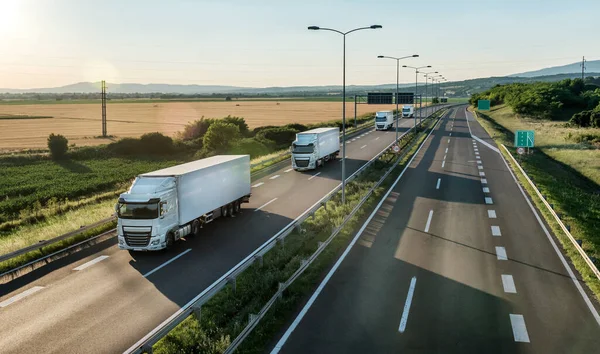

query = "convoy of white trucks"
[
  {"left": 375, "top": 110, "right": 395, "bottom": 130},
  {"left": 291, "top": 127, "right": 340, "bottom": 171},
  {"left": 116, "top": 155, "right": 251, "bottom": 251},
  {"left": 402, "top": 105, "right": 415, "bottom": 118}
]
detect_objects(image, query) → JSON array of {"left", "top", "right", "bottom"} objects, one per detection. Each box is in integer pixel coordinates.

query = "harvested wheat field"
[{"left": 0, "top": 101, "right": 402, "bottom": 151}]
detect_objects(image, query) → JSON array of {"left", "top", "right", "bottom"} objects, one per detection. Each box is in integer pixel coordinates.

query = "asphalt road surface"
[
  {"left": 0, "top": 106, "right": 444, "bottom": 354},
  {"left": 271, "top": 106, "right": 600, "bottom": 354}
]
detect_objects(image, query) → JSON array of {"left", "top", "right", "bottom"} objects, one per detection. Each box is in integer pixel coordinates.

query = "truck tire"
[
  {"left": 234, "top": 201, "right": 241, "bottom": 214},
  {"left": 166, "top": 232, "right": 175, "bottom": 249},
  {"left": 192, "top": 219, "right": 200, "bottom": 236},
  {"left": 227, "top": 203, "right": 234, "bottom": 217},
  {"left": 221, "top": 205, "right": 229, "bottom": 218}
]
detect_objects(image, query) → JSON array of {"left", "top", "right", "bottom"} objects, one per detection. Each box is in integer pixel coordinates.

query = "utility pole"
[
  {"left": 581, "top": 56, "right": 586, "bottom": 81},
  {"left": 101, "top": 80, "right": 107, "bottom": 137}
]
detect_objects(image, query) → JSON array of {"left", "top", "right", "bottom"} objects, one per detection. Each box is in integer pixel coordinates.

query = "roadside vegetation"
[
  {"left": 151, "top": 112, "right": 442, "bottom": 354},
  {"left": 470, "top": 79, "right": 600, "bottom": 298}
]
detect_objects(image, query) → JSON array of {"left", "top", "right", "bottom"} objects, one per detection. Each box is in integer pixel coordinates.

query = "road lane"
[
  {"left": 273, "top": 106, "right": 600, "bottom": 353},
  {"left": 0, "top": 107, "right": 446, "bottom": 353}
]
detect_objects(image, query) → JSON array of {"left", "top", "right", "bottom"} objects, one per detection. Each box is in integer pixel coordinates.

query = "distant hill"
[
  {"left": 509, "top": 60, "right": 600, "bottom": 78},
  {"left": 0, "top": 82, "right": 246, "bottom": 94}
]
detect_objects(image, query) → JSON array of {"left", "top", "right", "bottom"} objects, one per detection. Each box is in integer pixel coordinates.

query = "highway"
[
  {"left": 0, "top": 107, "right": 443, "bottom": 354},
  {"left": 271, "top": 106, "right": 600, "bottom": 353}
]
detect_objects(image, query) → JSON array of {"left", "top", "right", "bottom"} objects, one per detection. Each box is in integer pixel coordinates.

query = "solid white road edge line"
[
  {"left": 0, "top": 286, "right": 45, "bottom": 308},
  {"left": 399, "top": 276, "right": 417, "bottom": 333},
  {"left": 143, "top": 249, "right": 193, "bottom": 278},
  {"left": 436, "top": 178, "right": 441, "bottom": 190},
  {"left": 424, "top": 210, "right": 434, "bottom": 233},
  {"left": 269, "top": 115, "right": 440, "bottom": 354},
  {"left": 496, "top": 246, "right": 507, "bottom": 260},
  {"left": 497, "top": 144, "right": 600, "bottom": 325},
  {"left": 255, "top": 198, "right": 278, "bottom": 212},
  {"left": 308, "top": 172, "right": 321, "bottom": 181},
  {"left": 73, "top": 255, "right": 109, "bottom": 271},
  {"left": 502, "top": 274, "right": 517, "bottom": 293},
  {"left": 509, "top": 314, "right": 530, "bottom": 342}
]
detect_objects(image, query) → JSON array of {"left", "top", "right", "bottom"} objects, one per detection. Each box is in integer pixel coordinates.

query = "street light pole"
[
  {"left": 403, "top": 65, "right": 431, "bottom": 130},
  {"left": 377, "top": 54, "right": 418, "bottom": 144},
  {"left": 308, "top": 24, "right": 382, "bottom": 204},
  {"left": 422, "top": 71, "right": 438, "bottom": 117}
]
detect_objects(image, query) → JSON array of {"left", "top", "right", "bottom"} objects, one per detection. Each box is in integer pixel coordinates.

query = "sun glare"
[{"left": 0, "top": 0, "right": 23, "bottom": 34}]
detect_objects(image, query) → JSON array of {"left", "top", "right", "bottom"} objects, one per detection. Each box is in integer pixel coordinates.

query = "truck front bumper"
[{"left": 118, "top": 235, "right": 166, "bottom": 251}]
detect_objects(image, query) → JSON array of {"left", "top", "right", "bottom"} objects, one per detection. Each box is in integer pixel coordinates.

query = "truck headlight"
[{"left": 151, "top": 239, "right": 160, "bottom": 245}]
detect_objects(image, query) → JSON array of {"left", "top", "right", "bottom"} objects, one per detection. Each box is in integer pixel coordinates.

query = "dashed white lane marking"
[
  {"left": 284, "top": 168, "right": 293, "bottom": 173},
  {"left": 346, "top": 141, "right": 351, "bottom": 144},
  {"left": 483, "top": 187, "right": 490, "bottom": 193},
  {"left": 481, "top": 178, "right": 488, "bottom": 184},
  {"left": 399, "top": 276, "right": 417, "bottom": 333},
  {"left": 476, "top": 156, "right": 481, "bottom": 159},
  {"left": 479, "top": 172, "right": 486, "bottom": 176},
  {"left": 269, "top": 174, "right": 280, "bottom": 180},
  {"left": 73, "top": 255, "right": 109, "bottom": 271},
  {"left": 441, "top": 161, "right": 446, "bottom": 168},
  {"left": 445, "top": 148, "right": 448, "bottom": 153},
  {"left": 502, "top": 275, "right": 517, "bottom": 293},
  {"left": 0, "top": 286, "right": 45, "bottom": 308},
  {"left": 496, "top": 246, "right": 507, "bottom": 260},
  {"left": 443, "top": 154, "right": 447, "bottom": 160},
  {"left": 436, "top": 178, "right": 441, "bottom": 189},
  {"left": 449, "top": 133, "right": 452, "bottom": 136},
  {"left": 475, "top": 152, "right": 480, "bottom": 155},
  {"left": 488, "top": 210, "right": 497, "bottom": 218},
  {"left": 424, "top": 210, "right": 434, "bottom": 233},
  {"left": 447, "top": 139, "right": 450, "bottom": 143},
  {"left": 491, "top": 225, "right": 502, "bottom": 236},
  {"left": 478, "top": 165, "right": 483, "bottom": 170},
  {"left": 375, "top": 137, "right": 380, "bottom": 140},
  {"left": 308, "top": 172, "right": 321, "bottom": 180},
  {"left": 352, "top": 138, "right": 357, "bottom": 141},
  {"left": 361, "top": 145, "right": 367, "bottom": 149},
  {"left": 477, "top": 160, "right": 482, "bottom": 165},
  {"left": 144, "top": 249, "right": 192, "bottom": 277},
  {"left": 485, "top": 197, "right": 493, "bottom": 204},
  {"left": 509, "top": 314, "right": 530, "bottom": 343},
  {"left": 255, "top": 198, "right": 278, "bottom": 212},
  {"left": 474, "top": 148, "right": 479, "bottom": 152},
  {"left": 252, "top": 182, "right": 264, "bottom": 188}
]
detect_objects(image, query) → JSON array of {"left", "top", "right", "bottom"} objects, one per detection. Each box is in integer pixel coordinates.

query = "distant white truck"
[
  {"left": 375, "top": 111, "right": 394, "bottom": 130},
  {"left": 291, "top": 127, "right": 340, "bottom": 171},
  {"left": 402, "top": 105, "right": 415, "bottom": 118},
  {"left": 116, "top": 155, "right": 251, "bottom": 251}
]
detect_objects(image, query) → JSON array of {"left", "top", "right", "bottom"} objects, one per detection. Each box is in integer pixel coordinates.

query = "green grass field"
[{"left": 474, "top": 105, "right": 600, "bottom": 298}]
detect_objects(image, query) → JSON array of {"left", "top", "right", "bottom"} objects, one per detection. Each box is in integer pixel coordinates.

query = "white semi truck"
[
  {"left": 375, "top": 111, "right": 394, "bottom": 130},
  {"left": 402, "top": 105, "right": 415, "bottom": 118},
  {"left": 291, "top": 127, "right": 340, "bottom": 171},
  {"left": 116, "top": 155, "right": 251, "bottom": 251}
]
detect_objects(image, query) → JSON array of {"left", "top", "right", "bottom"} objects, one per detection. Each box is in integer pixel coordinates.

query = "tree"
[
  {"left": 48, "top": 133, "right": 69, "bottom": 160},
  {"left": 221, "top": 116, "right": 249, "bottom": 136},
  {"left": 202, "top": 122, "right": 240, "bottom": 153}
]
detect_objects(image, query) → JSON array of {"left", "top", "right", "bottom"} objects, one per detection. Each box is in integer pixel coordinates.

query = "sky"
[{"left": 1, "top": 0, "right": 599, "bottom": 89}]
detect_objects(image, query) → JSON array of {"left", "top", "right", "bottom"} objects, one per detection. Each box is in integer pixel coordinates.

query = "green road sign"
[
  {"left": 478, "top": 100, "right": 491, "bottom": 110},
  {"left": 515, "top": 130, "right": 535, "bottom": 147}
]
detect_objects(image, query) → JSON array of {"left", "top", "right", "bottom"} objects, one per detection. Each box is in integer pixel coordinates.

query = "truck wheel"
[
  {"left": 166, "top": 232, "right": 175, "bottom": 249},
  {"left": 234, "top": 201, "right": 241, "bottom": 214},
  {"left": 221, "top": 205, "right": 228, "bottom": 218},
  {"left": 227, "top": 203, "right": 234, "bottom": 217},
  {"left": 192, "top": 219, "right": 200, "bottom": 236}
]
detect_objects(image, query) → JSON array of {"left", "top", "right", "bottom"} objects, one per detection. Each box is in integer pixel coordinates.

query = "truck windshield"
[
  {"left": 403, "top": 108, "right": 410, "bottom": 112},
  {"left": 292, "top": 144, "right": 314, "bottom": 153},
  {"left": 376, "top": 115, "right": 388, "bottom": 121},
  {"left": 117, "top": 202, "right": 159, "bottom": 219}
]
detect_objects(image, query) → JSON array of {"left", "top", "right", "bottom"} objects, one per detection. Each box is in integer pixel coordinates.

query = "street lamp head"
[
  {"left": 434, "top": 71, "right": 438, "bottom": 73},
  {"left": 412, "top": 54, "right": 419, "bottom": 57},
  {"left": 307, "top": 26, "right": 320, "bottom": 30},
  {"left": 402, "top": 65, "right": 408, "bottom": 68},
  {"left": 370, "top": 25, "right": 382, "bottom": 29},
  {"left": 377, "top": 55, "right": 384, "bottom": 58},
  {"left": 426, "top": 65, "right": 432, "bottom": 68}
]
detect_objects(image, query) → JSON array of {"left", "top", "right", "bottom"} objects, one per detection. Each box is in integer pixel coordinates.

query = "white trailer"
[
  {"left": 375, "top": 111, "right": 394, "bottom": 130},
  {"left": 116, "top": 155, "right": 251, "bottom": 251},
  {"left": 402, "top": 105, "right": 414, "bottom": 118},
  {"left": 291, "top": 127, "right": 340, "bottom": 171}
]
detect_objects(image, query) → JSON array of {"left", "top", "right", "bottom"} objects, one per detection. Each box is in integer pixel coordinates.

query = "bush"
[
  {"left": 255, "top": 127, "right": 298, "bottom": 149},
  {"left": 47, "top": 133, "right": 68, "bottom": 160},
  {"left": 221, "top": 116, "right": 249, "bottom": 136},
  {"left": 203, "top": 122, "right": 241, "bottom": 153},
  {"left": 107, "top": 138, "right": 142, "bottom": 156},
  {"left": 284, "top": 123, "right": 308, "bottom": 132},
  {"left": 178, "top": 117, "right": 216, "bottom": 141},
  {"left": 251, "top": 125, "right": 278, "bottom": 136},
  {"left": 229, "top": 138, "right": 271, "bottom": 158},
  {"left": 139, "top": 132, "right": 175, "bottom": 155}
]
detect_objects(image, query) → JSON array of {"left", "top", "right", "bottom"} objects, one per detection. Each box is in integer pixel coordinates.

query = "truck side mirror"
[{"left": 114, "top": 203, "right": 119, "bottom": 213}]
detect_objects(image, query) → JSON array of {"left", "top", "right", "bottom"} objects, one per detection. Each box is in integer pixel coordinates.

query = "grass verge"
[
  {"left": 472, "top": 107, "right": 600, "bottom": 299},
  {"left": 150, "top": 112, "right": 441, "bottom": 354}
]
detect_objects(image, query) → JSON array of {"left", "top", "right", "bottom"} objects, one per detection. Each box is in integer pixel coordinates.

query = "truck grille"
[
  {"left": 124, "top": 229, "right": 151, "bottom": 247},
  {"left": 295, "top": 159, "right": 309, "bottom": 168}
]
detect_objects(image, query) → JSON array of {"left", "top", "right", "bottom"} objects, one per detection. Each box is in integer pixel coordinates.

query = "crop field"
[{"left": 0, "top": 100, "right": 401, "bottom": 151}]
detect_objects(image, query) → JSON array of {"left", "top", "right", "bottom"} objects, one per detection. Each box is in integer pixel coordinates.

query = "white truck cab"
[
  {"left": 375, "top": 111, "right": 394, "bottom": 130},
  {"left": 402, "top": 105, "right": 414, "bottom": 118}
]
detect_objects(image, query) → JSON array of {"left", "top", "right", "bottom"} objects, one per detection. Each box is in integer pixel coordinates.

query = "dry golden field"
[{"left": 0, "top": 101, "right": 402, "bottom": 151}]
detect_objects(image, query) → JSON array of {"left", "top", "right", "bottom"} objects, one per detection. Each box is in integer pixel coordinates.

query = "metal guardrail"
[
  {"left": 501, "top": 144, "right": 600, "bottom": 281},
  {"left": 125, "top": 106, "right": 449, "bottom": 354}
]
